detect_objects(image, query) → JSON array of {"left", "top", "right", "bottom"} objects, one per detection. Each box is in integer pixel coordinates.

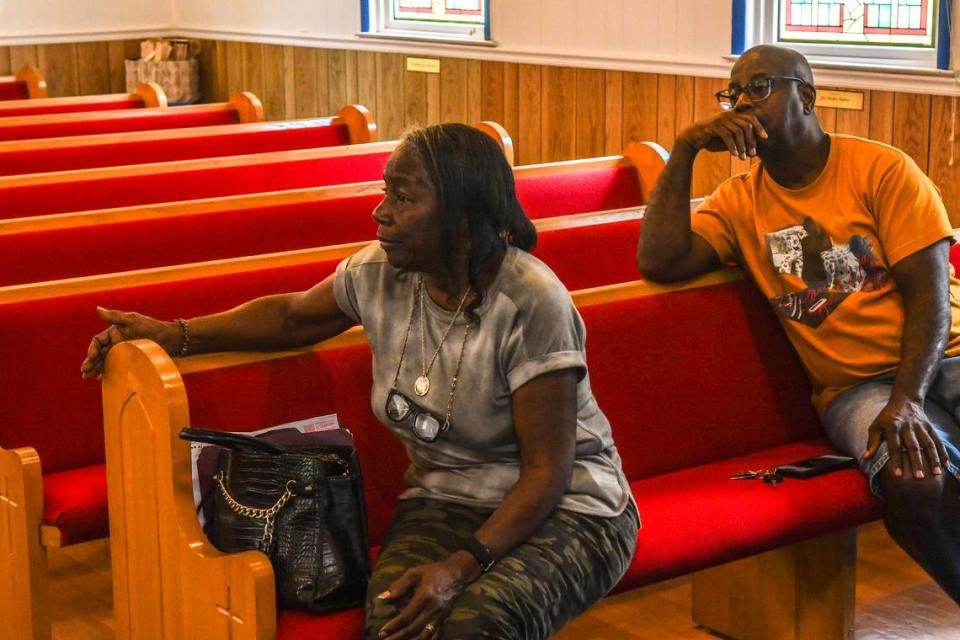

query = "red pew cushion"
[
  {"left": 0, "top": 121, "right": 352, "bottom": 176},
  {"left": 0, "top": 99, "right": 142, "bottom": 118},
  {"left": 0, "top": 108, "right": 240, "bottom": 142},
  {"left": 619, "top": 438, "right": 882, "bottom": 591},
  {"left": 42, "top": 464, "right": 109, "bottom": 546},
  {"left": 271, "top": 439, "right": 882, "bottom": 637},
  {"left": 0, "top": 81, "right": 29, "bottom": 101}
]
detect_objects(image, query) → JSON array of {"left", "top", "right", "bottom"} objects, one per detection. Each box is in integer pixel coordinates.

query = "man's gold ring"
[{"left": 424, "top": 622, "right": 437, "bottom": 634}]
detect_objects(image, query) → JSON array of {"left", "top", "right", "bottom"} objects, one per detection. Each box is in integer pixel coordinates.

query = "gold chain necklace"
[
  {"left": 415, "top": 275, "right": 471, "bottom": 397},
  {"left": 391, "top": 277, "right": 473, "bottom": 437}
]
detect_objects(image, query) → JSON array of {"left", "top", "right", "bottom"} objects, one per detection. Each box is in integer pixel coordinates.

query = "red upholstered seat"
[
  {"left": 278, "top": 607, "right": 365, "bottom": 640},
  {"left": 42, "top": 464, "right": 109, "bottom": 546},
  {"left": 0, "top": 121, "right": 352, "bottom": 176},
  {"left": 0, "top": 81, "right": 29, "bottom": 101},
  {"left": 619, "top": 439, "right": 881, "bottom": 591},
  {"left": 951, "top": 241, "right": 960, "bottom": 273},
  {"left": 0, "top": 108, "right": 240, "bottom": 143},
  {"left": 0, "top": 99, "right": 142, "bottom": 118}
]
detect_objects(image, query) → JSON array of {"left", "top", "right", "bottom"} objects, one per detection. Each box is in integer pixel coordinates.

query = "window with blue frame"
[
  {"left": 362, "top": 0, "right": 491, "bottom": 43},
  {"left": 733, "top": 0, "right": 951, "bottom": 70}
]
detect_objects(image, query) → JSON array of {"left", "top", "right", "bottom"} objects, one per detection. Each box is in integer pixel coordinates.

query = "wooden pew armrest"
[
  {"left": 14, "top": 66, "right": 47, "bottom": 99},
  {"left": 136, "top": 82, "right": 168, "bottom": 108},
  {"left": 475, "top": 120, "right": 514, "bottom": 166},
  {"left": 335, "top": 104, "right": 378, "bottom": 144},
  {"left": 103, "top": 340, "right": 276, "bottom": 639},
  {"left": 229, "top": 91, "right": 265, "bottom": 124},
  {"left": 0, "top": 446, "right": 51, "bottom": 638},
  {"left": 623, "top": 140, "right": 669, "bottom": 202}
]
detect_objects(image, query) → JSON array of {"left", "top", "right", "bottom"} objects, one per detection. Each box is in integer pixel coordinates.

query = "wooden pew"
[
  {"left": 0, "top": 206, "right": 653, "bottom": 640},
  {"left": 0, "top": 105, "right": 377, "bottom": 176},
  {"left": 0, "top": 83, "right": 165, "bottom": 118},
  {"left": 0, "top": 91, "right": 264, "bottom": 143},
  {"left": 0, "top": 141, "right": 665, "bottom": 285},
  {"left": 97, "top": 271, "right": 883, "bottom": 639},
  {"left": 0, "top": 66, "right": 47, "bottom": 100},
  {"left": 0, "top": 132, "right": 657, "bottom": 222}
]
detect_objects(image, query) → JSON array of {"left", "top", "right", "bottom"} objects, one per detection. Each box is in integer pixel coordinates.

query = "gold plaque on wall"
[
  {"left": 406, "top": 57, "right": 441, "bottom": 74},
  {"left": 815, "top": 89, "right": 865, "bottom": 111}
]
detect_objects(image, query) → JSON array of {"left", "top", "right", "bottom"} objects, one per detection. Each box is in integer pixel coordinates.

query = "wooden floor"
[{"left": 50, "top": 522, "right": 960, "bottom": 640}]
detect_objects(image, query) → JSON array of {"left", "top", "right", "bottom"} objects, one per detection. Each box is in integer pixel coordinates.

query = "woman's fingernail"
[
  {"left": 377, "top": 590, "right": 390, "bottom": 599},
  {"left": 895, "top": 467, "right": 903, "bottom": 477},
  {"left": 915, "top": 470, "right": 925, "bottom": 479},
  {"left": 934, "top": 466, "right": 943, "bottom": 475}
]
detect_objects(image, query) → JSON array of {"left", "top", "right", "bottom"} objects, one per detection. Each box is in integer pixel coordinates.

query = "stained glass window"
[
  {"left": 363, "top": 0, "right": 490, "bottom": 42},
  {"left": 779, "top": 0, "right": 936, "bottom": 46},
  {"left": 393, "top": 0, "right": 485, "bottom": 25}
]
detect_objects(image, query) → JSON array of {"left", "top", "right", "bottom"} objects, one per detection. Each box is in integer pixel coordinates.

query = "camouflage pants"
[{"left": 364, "top": 498, "right": 639, "bottom": 639}]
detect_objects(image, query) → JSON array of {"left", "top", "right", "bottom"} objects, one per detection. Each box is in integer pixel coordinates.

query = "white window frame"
[
  {"left": 362, "top": 0, "right": 491, "bottom": 45},
  {"left": 740, "top": 0, "right": 947, "bottom": 71}
]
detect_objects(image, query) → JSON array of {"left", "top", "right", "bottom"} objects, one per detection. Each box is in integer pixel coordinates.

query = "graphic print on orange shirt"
[{"left": 766, "top": 217, "right": 888, "bottom": 328}]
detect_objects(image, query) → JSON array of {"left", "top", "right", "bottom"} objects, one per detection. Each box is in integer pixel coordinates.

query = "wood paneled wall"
[
  {"left": 0, "top": 41, "right": 140, "bottom": 97},
  {"left": 2, "top": 38, "right": 958, "bottom": 223}
]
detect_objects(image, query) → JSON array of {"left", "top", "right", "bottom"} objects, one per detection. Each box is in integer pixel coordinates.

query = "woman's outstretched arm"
[{"left": 81, "top": 273, "right": 355, "bottom": 378}]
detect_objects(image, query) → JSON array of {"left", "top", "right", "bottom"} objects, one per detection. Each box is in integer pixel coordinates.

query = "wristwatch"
[{"left": 461, "top": 535, "right": 495, "bottom": 572}]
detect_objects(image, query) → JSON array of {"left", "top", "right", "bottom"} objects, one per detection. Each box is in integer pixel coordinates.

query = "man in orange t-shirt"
[{"left": 637, "top": 44, "right": 960, "bottom": 604}]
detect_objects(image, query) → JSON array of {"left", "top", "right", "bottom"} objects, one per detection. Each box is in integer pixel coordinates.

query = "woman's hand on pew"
[{"left": 81, "top": 307, "right": 181, "bottom": 379}]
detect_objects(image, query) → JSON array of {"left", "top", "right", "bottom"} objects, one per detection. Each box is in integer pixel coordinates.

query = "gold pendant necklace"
[{"left": 416, "top": 276, "right": 471, "bottom": 397}]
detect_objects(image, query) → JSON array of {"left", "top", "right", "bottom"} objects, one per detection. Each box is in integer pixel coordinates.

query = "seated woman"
[{"left": 81, "top": 123, "right": 638, "bottom": 640}]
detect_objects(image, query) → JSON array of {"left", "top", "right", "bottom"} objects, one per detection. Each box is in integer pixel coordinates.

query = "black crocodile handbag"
[{"left": 180, "top": 427, "right": 370, "bottom": 613}]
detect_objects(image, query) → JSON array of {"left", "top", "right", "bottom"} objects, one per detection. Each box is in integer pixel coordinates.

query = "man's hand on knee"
[{"left": 864, "top": 398, "right": 948, "bottom": 479}]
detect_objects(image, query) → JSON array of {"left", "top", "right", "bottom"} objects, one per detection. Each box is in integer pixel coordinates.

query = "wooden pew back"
[
  {"left": 0, "top": 91, "right": 262, "bottom": 142},
  {"left": 0, "top": 119, "right": 532, "bottom": 220},
  {"left": 0, "top": 82, "right": 166, "bottom": 118},
  {"left": 0, "top": 105, "right": 377, "bottom": 176},
  {"left": 0, "top": 143, "right": 665, "bottom": 286},
  {"left": 0, "top": 208, "right": 644, "bottom": 477}
]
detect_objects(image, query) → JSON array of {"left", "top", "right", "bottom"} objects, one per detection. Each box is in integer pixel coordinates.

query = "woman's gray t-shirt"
[{"left": 333, "top": 242, "right": 632, "bottom": 518}]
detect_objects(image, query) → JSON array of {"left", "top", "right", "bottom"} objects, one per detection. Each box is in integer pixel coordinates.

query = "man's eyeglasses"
[
  {"left": 715, "top": 76, "right": 808, "bottom": 110},
  {"left": 385, "top": 388, "right": 449, "bottom": 443}
]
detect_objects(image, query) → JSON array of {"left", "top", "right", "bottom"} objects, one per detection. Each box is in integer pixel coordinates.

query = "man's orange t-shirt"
[{"left": 691, "top": 134, "right": 960, "bottom": 414}]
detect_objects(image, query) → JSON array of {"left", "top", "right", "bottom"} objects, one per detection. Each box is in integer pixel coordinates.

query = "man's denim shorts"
[{"left": 821, "top": 356, "right": 960, "bottom": 496}]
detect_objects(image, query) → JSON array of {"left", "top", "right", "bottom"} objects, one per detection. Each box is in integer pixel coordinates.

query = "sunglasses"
[{"left": 385, "top": 388, "right": 449, "bottom": 443}]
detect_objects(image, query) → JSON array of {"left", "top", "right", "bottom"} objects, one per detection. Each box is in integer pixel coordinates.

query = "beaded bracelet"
[{"left": 175, "top": 318, "right": 190, "bottom": 357}]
